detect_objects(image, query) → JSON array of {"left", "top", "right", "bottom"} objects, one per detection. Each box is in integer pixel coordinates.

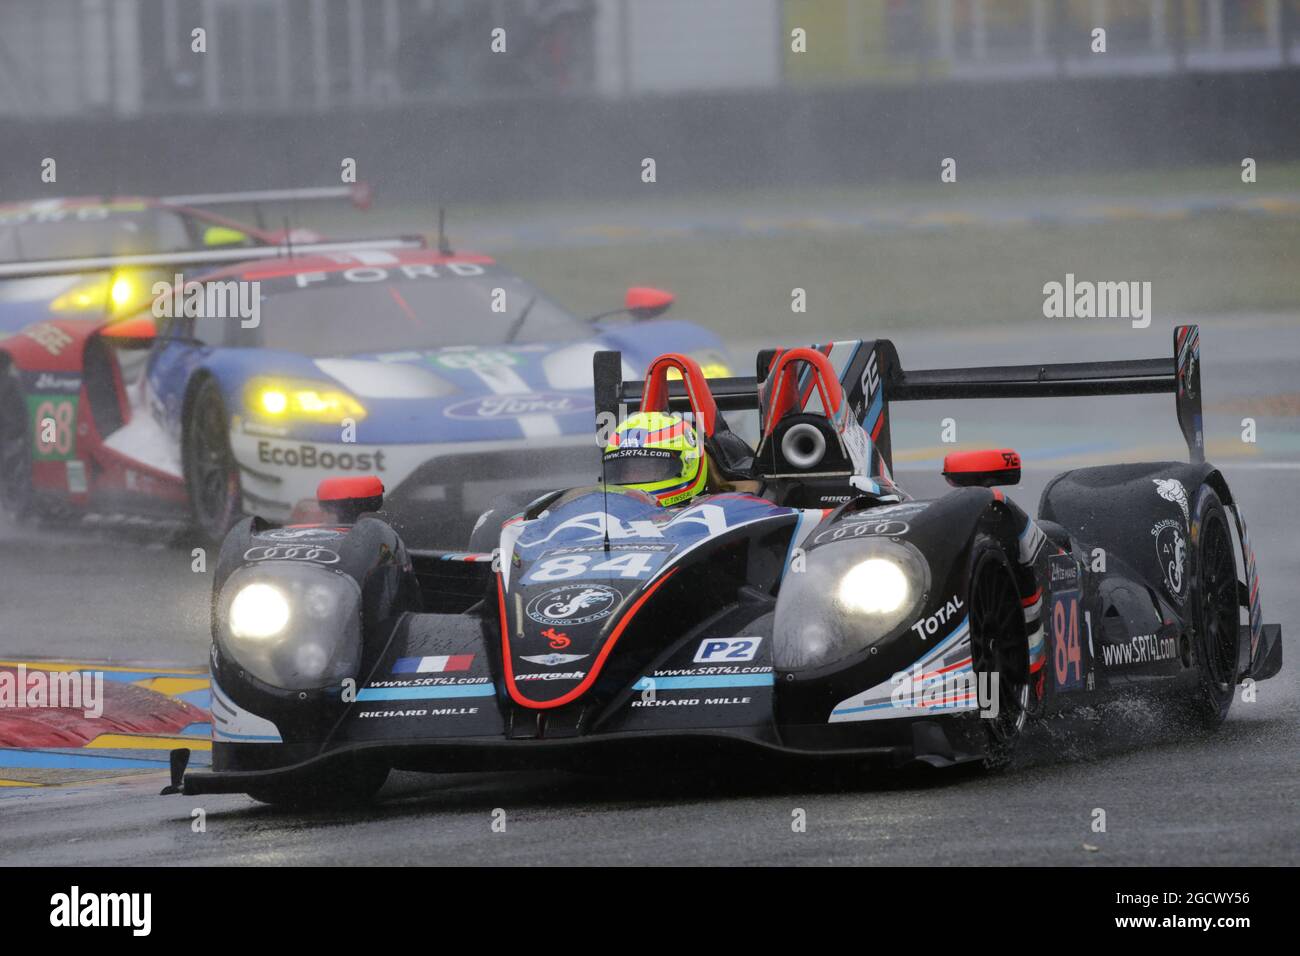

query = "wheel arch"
[
  {"left": 180, "top": 368, "right": 217, "bottom": 429},
  {"left": 984, "top": 497, "right": 1032, "bottom": 567},
  {"left": 1037, "top": 460, "right": 1232, "bottom": 645},
  {"left": 179, "top": 368, "right": 247, "bottom": 542},
  {"left": 1201, "top": 467, "right": 1235, "bottom": 510},
  {"left": 179, "top": 367, "right": 238, "bottom": 451}
]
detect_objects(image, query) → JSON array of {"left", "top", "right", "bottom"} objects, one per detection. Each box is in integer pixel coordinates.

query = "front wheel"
[
  {"left": 183, "top": 378, "right": 243, "bottom": 544},
  {"left": 967, "top": 534, "right": 1031, "bottom": 770}
]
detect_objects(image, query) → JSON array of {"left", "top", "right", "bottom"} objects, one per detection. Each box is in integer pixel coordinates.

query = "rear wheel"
[
  {"left": 1186, "top": 490, "right": 1239, "bottom": 728},
  {"left": 967, "top": 534, "right": 1031, "bottom": 770},
  {"left": 0, "top": 367, "right": 35, "bottom": 521},
  {"left": 183, "top": 378, "right": 242, "bottom": 544}
]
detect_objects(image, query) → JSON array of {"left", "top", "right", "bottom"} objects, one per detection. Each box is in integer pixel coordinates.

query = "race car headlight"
[
  {"left": 228, "top": 582, "right": 291, "bottom": 640},
  {"left": 216, "top": 563, "right": 363, "bottom": 690},
  {"left": 838, "top": 557, "right": 911, "bottom": 614},
  {"left": 773, "top": 538, "right": 929, "bottom": 673},
  {"left": 109, "top": 274, "right": 135, "bottom": 310},
  {"left": 247, "top": 379, "right": 367, "bottom": 423},
  {"left": 49, "top": 281, "right": 104, "bottom": 313},
  {"left": 49, "top": 272, "right": 148, "bottom": 315}
]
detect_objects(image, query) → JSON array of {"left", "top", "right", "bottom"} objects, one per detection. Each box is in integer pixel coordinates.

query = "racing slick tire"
[
  {"left": 183, "top": 377, "right": 243, "bottom": 545},
  {"left": 967, "top": 533, "right": 1031, "bottom": 770},
  {"left": 246, "top": 759, "right": 390, "bottom": 809},
  {"left": 1183, "top": 487, "right": 1239, "bottom": 730},
  {"left": 0, "top": 365, "right": 36, "bottom": 522}
]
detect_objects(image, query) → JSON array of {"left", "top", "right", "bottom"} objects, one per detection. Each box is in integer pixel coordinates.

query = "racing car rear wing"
[
  {"left": 595, "top": 325, "right": 1204, "bottom": 472},
  {"left": 0, "top": 235, "right": 426, "bottom": 281},
  {"left": 160, "top": 184, "right": 373, "bottom": 226}
]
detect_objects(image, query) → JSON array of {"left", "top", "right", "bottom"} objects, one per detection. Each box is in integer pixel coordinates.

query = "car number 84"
[{"left": 523, "top": 551, "right": 663, "bottom": 584}]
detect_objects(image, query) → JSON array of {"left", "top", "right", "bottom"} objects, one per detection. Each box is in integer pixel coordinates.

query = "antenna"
[{"left": 437, "top": 206, "right": 453, "bottom": 256}]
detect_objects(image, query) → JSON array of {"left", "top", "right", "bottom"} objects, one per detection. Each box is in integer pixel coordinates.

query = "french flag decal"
[{"left": 393, "top": 655, "right": 474, "bottom": 674}]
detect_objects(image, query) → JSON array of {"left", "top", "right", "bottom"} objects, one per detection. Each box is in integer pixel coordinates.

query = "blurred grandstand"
[{"left": 0, "top": 0, "right": 1296, "bottom": 118}]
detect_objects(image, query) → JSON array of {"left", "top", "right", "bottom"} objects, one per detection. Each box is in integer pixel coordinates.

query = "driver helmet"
[{"left": 603, "top": 411, "right": 708, "bottom": 507}]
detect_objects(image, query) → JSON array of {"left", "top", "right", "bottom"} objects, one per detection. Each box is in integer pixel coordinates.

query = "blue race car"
[{"left": 0, "top": 243, "right": 731, "bottom": 547}]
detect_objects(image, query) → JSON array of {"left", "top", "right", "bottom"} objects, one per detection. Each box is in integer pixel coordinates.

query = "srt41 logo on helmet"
[{"left": 525, "top": 584, "right": 620, "bottom": 626}]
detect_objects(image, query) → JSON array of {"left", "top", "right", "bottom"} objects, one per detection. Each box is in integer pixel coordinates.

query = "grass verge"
[{"left": 499, "top": 213, "right": 1300, "bottom": 337}]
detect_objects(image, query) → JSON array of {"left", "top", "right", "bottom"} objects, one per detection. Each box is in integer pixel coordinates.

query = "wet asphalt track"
[{"left": 0, "top": 313, "right": 1296, "bottom": 865}]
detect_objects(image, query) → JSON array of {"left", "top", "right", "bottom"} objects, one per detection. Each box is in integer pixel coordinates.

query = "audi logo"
[{"left": 243, "top": 545, "right": 342, "bottom": 564}]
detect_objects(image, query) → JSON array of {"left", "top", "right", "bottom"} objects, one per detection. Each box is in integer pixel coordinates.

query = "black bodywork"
[{"left": 176, "top": 324, "right": 1282, "bottom": 798}]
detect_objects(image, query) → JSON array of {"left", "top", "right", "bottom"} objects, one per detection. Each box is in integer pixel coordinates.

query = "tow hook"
[{"left": 159, "top": 748, "right": 191, "bottom": 795}]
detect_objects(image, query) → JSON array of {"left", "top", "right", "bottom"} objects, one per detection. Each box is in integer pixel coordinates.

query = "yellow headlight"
[
  {"left": 50, "top": 280, "right": 107, "bottom": 313},
  {"left": 109, "top": 275, "right": 134, "bottom": 309},
  {"left": 51, "top": 273, "right": 148, "bottom": 315},
  {"left": 250, "top": 381, "right": 366, "bottom": 422},
  {"left": 260, "top": 389, "right": 289, "bottom": 415},
  {"left": 296, "top": 391, "right": 330, "bottom": 414}
]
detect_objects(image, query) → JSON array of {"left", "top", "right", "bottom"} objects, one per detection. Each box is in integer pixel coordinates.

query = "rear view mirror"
[
  {"left": 942, "top": 449, "right": 1021, "bottom": 487},
  {"left": 317, "top": 475, "right": 385, "bottom": 523},
  {"left": 625, "top": 286, "right": 674, "bottom": 320},
  {"left": 101, "top": 315, "right": 157, "bottom": 347}
]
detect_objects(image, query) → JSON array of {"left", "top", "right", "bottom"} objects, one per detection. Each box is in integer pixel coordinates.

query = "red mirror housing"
[
  {"left": 942, "top": 449, "right": 1021, "bottom": 487},
  {"left": 317, "top": 475, "right": 384, "bottom": 522},
  {"left": 625, "top": 286, "right": 674, "bottom": 320},
  {"left": 101, "top": 315, "right": 157, "bottom": 342}
]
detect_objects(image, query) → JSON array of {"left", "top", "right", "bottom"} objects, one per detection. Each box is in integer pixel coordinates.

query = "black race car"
[{"left": 169, "top": 324, "right": 1282, "bottom": 805}]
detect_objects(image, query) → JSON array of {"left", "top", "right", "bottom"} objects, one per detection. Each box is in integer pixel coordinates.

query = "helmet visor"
[{"left": 603, "top": 448, "right": 681, "bottom": 486}]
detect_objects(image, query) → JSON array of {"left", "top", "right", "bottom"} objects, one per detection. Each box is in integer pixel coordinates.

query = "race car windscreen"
[
  {"left": 227, "top": 268, "right": 587, "bottom": 356},
  {"left": 0, "top": 208, "right": 192, "bottom": 260}
]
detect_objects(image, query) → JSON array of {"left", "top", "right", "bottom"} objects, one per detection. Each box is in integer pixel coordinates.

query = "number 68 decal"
[{"left": 33, "top": 397, "right": 77, "bottom": 459}]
